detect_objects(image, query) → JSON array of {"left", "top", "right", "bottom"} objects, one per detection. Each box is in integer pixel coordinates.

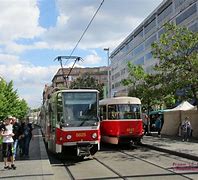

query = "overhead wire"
[
  {"left": 56, "top": 0, "right": 105, "bottom": 88},
  {"left": 65, "top": 0, "right": 105, "bottom": 66}
]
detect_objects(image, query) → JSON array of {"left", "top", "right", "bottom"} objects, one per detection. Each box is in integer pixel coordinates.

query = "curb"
[
  {"left": 38, "top": 129, "right": 54, "bottom": 180},
  {"left": 141, "top": 143, "right": 198, "bottom": 161}
]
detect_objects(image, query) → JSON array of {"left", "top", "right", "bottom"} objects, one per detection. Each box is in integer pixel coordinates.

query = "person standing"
[
  {"left": 22, "top": 121, "right": 33, "bottom": 158},
  {"left": 181, "top": 117, "right": 192, "bottom": 142},
  {"left": 155, "top": 115, "right": 162, "bottom": 137},
  {"left": 0, "top": 120, "right": 4, "bottom": 161},
  {"left": 12, "top": 117, "right": 22, "bottom": 160},
  {"left": 1, "top": 116, "right": 16, "bottom": 169}
]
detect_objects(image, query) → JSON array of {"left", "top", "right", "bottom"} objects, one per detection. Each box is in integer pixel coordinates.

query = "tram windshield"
[
  {"left": 62, "top": 92, "right": 98, "bottom": 126},
  {"left": 108, "top": 104, "right": 141, "bottom": 120}
]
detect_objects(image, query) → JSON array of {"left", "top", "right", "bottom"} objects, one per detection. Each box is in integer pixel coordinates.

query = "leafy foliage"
[
  {"left": 152, "top": 23, "right": 198, "bottom": 108},
  {"left": 0, "top": 78, "right": 29, "bottom": 120},
  {"left": 121, "top": 62, "right": 165, "bottom": 112},
  {"left": 69, "top": 73, "right": 104, "bottom": 99},
  {"left": 122, "top": 23, "right": 198, "bottom": 111}
]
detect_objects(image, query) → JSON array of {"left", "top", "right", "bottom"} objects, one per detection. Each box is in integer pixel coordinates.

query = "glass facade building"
[{"left": 110, "top": 0, "right": 198, "bottom": 97}]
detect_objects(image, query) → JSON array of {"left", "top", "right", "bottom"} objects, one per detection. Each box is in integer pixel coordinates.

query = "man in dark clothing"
[
  {"left": 22, "top": 122, "right": 33, "bottom": 157},
  {"left": 12, "top": 117, "right": 22, "bottom": 159}
]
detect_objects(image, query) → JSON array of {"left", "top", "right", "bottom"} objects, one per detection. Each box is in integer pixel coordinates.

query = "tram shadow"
[
  {"left": 100, "top": 141, "right": 138, "bottom": 152},
  {"left": 47, "top": 149, "right": 95, "bottom": 164}
]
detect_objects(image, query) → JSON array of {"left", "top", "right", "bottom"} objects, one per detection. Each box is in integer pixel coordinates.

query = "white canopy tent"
[
  {"left": 161, "top": 101, "right": 198, "bottom": 137},
  {"left": 166, "top": 101, "right": 196, "bottom": 111}
]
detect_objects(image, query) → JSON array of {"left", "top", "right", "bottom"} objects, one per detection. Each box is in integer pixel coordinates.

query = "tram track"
[
  {"left": 119, "top": 146, "right": 195, "bottom": 180},
  {"left": 50, "top": 144, "right": 198, "bottom": 180},
  {"left": 63, "top": 162, "right": 76, "bottom": 180}
]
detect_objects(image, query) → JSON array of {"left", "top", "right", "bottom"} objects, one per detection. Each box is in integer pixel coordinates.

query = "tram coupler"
[
  {"left": 129, "top": 140, "right": 135, "bottom": 149},
  {"left": 77, "top": 142, "right": 93, "bottom": 156}
]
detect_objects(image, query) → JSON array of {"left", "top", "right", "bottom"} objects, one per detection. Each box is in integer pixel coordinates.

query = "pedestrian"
[
  {"left": 0, "top": 120, "right": 4, "bottom": 161},
  {"left": 181, "top": 117, "right": 192, "bottom": 142},
  {"left": 1, "top": 116, "right": 16, "bottom": 169},
  {"left": 22, "top": 121, "right": 33, "bottom": 158},
  {"left": 143, "top": 114, "right": 149, "bottom": 135},
  {"left": 155, "top": 115, "right": 162, "bottom": 137},
  {"left": 12, "top": 117, "right": 22, "bottom": 160}
]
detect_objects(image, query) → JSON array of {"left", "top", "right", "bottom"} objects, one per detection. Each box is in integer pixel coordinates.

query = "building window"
[
  {"left": 158, "top": 28, "right": 165, "bottom": 38},
  {"left": 158, "top": 3, "right": 173, "bottom": 23},
  {"left": 121, "top": 68, "right": 126, "bottom": 75},
  {"left": 134, "top": 56, "right": 144, "bottom": 65},
  {"left": 115, "top": 72, "right": 120, "bottom": 79},
  {"left": 175, "top": 0, "right": 186, "bottom": 9},
  {"left": 145, "top": 52, "right": 153, "bottom": 60},
  {"left": 145, "top": 34, "right": 157, "bottom": 48},
  {"left": 144, "top": 18, "right": 156, "bottom": 34},
  {"left": 133, "top": 44, "right": 144, "bottom": 56},
  {"left": 189, "top": 22, "right": 198, "bottom": 32},
  {"left": 176, "top": 4, "right": 197, "bottom": 25}
]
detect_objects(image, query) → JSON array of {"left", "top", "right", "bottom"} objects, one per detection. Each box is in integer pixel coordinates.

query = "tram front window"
[
  {"left": 108, "top": 104, "right": 141, "bottom": 120},
  {"left": 62, "top": 92, "right": 98, "bottom": 126}
]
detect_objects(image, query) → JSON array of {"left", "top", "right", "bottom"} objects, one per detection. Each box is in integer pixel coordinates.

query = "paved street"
[
  {"left": 1, "top": 127, "right": 198, "bottom": 180},
  {"left": 49, "top": 144, "right": 198, "bottom": 180}
]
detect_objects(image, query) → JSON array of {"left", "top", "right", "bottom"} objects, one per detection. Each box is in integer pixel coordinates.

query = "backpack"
[{"left": 24, "top": 124, "right": 32, "bottom": 137}]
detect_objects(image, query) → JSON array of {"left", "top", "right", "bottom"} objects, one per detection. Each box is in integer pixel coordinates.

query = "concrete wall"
[
  {"left": 161, "top": 111, "right": 181, "bottom": 136},
  {"left": 161, "top": 110, "right": 198, "bottom": 138}
]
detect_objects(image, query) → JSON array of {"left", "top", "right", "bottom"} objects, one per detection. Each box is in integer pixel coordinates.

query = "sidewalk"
[
  {"left": 142, "top": 134, "right": 198, "bottom": 161},
  {"left": 0, "top": 126, "right": 54, "bottom": 180}
]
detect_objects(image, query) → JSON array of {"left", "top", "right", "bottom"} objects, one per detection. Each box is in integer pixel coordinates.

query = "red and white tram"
[
  {"left": 99, "top": 96, "right": 144, "bottom": 145},
  {"left": 41, "top": 89, "right": 100, "bottom": 157}
]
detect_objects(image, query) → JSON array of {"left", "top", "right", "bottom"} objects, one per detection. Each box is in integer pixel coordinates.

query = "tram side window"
[
  {"left": 57, "top": 93, "right": 63, "bottom": 122},
  {"left": 131, "top": 105, "right": 141, "bottom": 119},
  {"left": 100, "top": 105, "right": 106, "bottom": 120},
  {"left": 108, "top": 105, "right": 118, "bottom": 120}
]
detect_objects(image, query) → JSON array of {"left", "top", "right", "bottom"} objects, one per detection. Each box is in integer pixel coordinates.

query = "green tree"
[
  {"left": 70, "top": 73, "right": 104, "bottom": 99},
  {"left": 152, "top": 23, "right": 198, "bottom": 108},
  {"left": 0, "top": 78, "right": 29, "bottom": 120},
  {"left": 122, "top": 62, "right": 162, "bottom": 112}
]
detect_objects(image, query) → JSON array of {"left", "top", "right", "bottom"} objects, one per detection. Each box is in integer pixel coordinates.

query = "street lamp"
[{"left": 104, "top": 48, "right": 110, "bottom": 98}]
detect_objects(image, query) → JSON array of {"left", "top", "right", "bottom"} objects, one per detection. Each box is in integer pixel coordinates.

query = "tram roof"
[
  {"left": 53, "top": 89, "right": 99, "bottom": 95},
  {"left": 99, "top": 96, "right": 141, "bottom": 105}
]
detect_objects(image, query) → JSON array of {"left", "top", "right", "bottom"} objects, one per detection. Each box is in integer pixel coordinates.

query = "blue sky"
[{"left": 0, "top": 0, "right": 163, "bottom": 108}]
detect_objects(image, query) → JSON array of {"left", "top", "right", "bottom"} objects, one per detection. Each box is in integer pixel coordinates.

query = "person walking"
[
  {"left": 22, "top": 121, "right": 33, "bottom": 158},
  {"left": 1, "top": 116, "right": 16, "bottom": 170},
  {"left": 155, "top": 115, "right": 162, "bottom": 137},
  {"left": 181, "top": 117, "right": 192, "bottom": 142},
  {"left": 0, "top": 120, "right": 4, "bottom": 161}
]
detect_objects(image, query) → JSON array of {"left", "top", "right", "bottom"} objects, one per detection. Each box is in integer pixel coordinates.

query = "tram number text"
[
  {"left": 76, "top": 132, "right": 86, "bottom": 137},
  {"left": 126, "top": 128, "right": 134, "bottom": 133}
]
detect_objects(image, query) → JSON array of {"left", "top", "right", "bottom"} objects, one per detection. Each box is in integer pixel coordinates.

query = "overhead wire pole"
[{"left": 54, "top": 56, "right": 83, "bottom": 88}]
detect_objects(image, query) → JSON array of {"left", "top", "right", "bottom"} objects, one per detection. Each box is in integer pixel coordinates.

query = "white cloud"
[
  {"left": 0, "top": 0, "right": 164, "bottom": 108},
  {"left": 4, "top": 41, "right": 49, "bottom": 54},
  {"left": 43, "top": 0, "right": 163, "bottom": 51},
  {"left": 0, "top": 54, "right": 20, "bottom": 65},
  {"left": 0, "top": 55, "right": 59, "bottom": 108},
  {"left": 0, "top": 0, "right": 45, "bottom": 52},
  {"left": 81, "top": 50, "right": 102, "bottom": 66}
]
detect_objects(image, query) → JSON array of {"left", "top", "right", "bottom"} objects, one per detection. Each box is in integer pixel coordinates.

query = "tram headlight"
[
  {"left": 92, "top": 133, "right": 97, "bottom": 139},
  {"left": 66, "top": 134, "right": 72, "bottom": 140}
]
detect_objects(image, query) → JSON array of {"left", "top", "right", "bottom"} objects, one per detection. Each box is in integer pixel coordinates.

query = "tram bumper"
[{"left": 77, "top": 142, "right": 93, "bottom": 156}]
